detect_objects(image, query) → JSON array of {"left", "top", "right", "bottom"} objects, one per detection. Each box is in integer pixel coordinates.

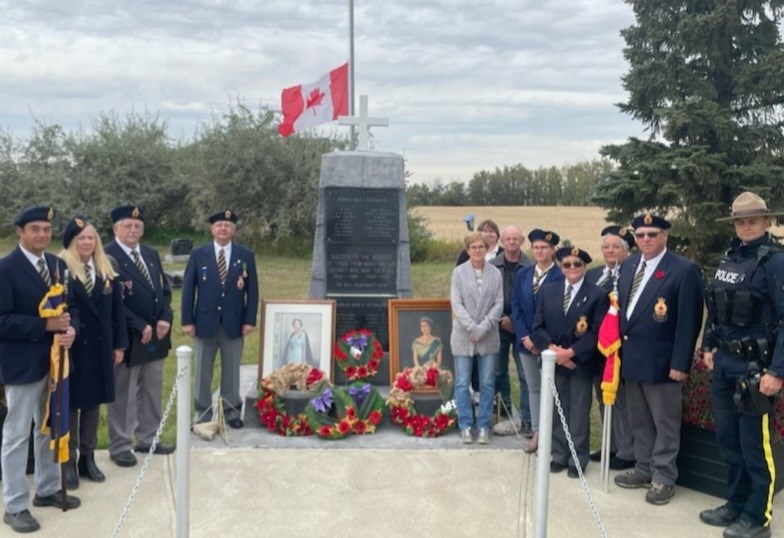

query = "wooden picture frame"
[
  {"left": 388, "top": 299, "right": 453, "bottom": 389},
  {"left": 258, "top": 300, "right": 336, "bottom": 382}
]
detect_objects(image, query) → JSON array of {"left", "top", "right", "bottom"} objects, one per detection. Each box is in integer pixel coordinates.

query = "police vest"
[{"left": 705, "top": 250, "right": 767, "bottom": 328}]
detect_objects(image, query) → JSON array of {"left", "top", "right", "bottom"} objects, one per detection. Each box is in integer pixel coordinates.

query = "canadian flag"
[{"left": 278, "top": 63, "right": 349, "bottom": 137}]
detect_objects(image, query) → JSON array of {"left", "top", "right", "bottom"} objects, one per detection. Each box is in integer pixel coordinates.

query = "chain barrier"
[
  {"left": 547, "top": 375, "right": 607, "bottom": 538},
  {"left": 112, "top": 364, "right": 189, "bottom": 538}
]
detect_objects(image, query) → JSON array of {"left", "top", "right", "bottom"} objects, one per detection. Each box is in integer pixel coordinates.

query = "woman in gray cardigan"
[{"left": 450, "top": 232, "right": 504, "bottom": 444}]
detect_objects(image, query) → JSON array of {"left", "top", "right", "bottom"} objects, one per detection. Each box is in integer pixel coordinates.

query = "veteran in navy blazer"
[
  {"left": 585, "top": 225, "right": 636, "bottom": 470},
  {"left": 0, "top": 206, "right": 80, "bottom": 533},
  {"left": 59, "top": 216, "right": 128, "bottom": 489},
  {"left": 532, "top": 247, "right": 609, "bottom": 475},
  {"left": 613, "top": 213, "right": 704, "bottom": 506},
  {"left": 104, "top": 205, "right": 174, "bottom": 468},
  {"left": 181, "top": 210, "right": 259, "bottom": 429},
  {"left": 511, "top": 229, "right": 564, "bottom": 454}
]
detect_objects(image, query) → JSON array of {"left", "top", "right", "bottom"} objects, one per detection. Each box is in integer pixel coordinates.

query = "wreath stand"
[{"left": 192, "top": 398, "right": 229, "bottom": 445}]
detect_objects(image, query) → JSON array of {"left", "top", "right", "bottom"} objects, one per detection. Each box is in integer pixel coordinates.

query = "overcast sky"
[{"left": 1, "top": 0, "right": 644, "bottom": 185}]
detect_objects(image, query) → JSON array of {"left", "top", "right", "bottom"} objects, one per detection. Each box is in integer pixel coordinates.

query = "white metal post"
[
  {"left": 535, "top": 350, "right": 556, "bottom": 538},
  {"left": 176, "top": 345, "right": 192, "bottom": 538}
]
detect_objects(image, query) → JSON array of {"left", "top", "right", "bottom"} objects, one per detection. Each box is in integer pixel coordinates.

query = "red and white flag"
[
  {"left": 598, "top": 292, "right": 622, "bottom": 406},
  {"left": 278, "top": 63, "right": 349, "bottom": 137}
]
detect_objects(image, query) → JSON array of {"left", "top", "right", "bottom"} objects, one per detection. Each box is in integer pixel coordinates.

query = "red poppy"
[
  {"left": 368, "top": 410, "right": 383, "bottom": 425},
  {"left": 425, "top": 368, "right": 439, "bottom": 387},
  {"left": 371, "top": 340, "right": 384, "bottom": 358},
  {"left": 395, "top": 375, "right": 414, "bottom": 392},
  {"left": 353, "top": 420, "right": 367, "bottom": 434},
  {"left": 345, "top": 365, "right": 357, "bottom": 378},
  {"left": 338, "top": 419, "right": 352, "bottom": 435},
  {"left": 334, "top": 343, "right": 348, "bottom": 361},
  {"left": 356, "top": 366, "right": 369, "bottom": 378},
  {"left": 368, "top": 358, "right": 381, "bottom": 372},
  {"left": 318, "top": 424, "right": 333, "bottom": 437},
  {"left": 345, "top": 406, "right": 356, "bottom": 418},
  {"left": 434, "top": 413, "right": 450, "bottom": 430},
  {"left": 656, "top": 270, "right": 665, "bottom": 279},
  {"left": 306, "top": 368, "right": 324, "bottom": 385}
]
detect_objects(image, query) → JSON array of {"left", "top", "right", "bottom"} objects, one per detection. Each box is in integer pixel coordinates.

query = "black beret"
[
  {"left": 208, "top": 210, "right": 238, "bottom": 224},
  {"left": 556, "top": 246, "right": 592, "bottom": 265},
  {"left": 601, "top": 225, "right": 635, "bottom": 247},
  {"left": 527, "top": 228, "right": 560, "bottom": 247},
  {"left": 631, "top": 213, "right": 671, "bottom": 230},
  {"left": 110, "top": 205, "right": 145, "bottom": 223},
  {"left": 63, "top": 215, "right": 89, "bottom": 249},
  {"left": 14, "top": 206, "right": 55, "bottom": 227}
]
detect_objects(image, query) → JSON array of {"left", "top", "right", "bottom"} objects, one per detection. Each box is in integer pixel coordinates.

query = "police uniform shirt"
[{"left": 626, "top": 248, "right": 667, "bottom": 319}]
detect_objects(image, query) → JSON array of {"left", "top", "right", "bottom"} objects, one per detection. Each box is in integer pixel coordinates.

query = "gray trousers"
[
  {"left": 193, "top": 327, "right": 244, "bottom": 421},
  {"left": 108, "top": 359, "right": 164, "bottom": 454},
  {"left": 593, "top": 376, "right": 635, "bottom": 461},
  {"left": 552, "top": 371, "right": 593, "bottom": 469},
  {"left": 625, "top": 380, "right": 683, "bottom": 486},
  {"left": 519, "top": 351, "right": 541, "bottom": 431},
  {"left": 1, "top": 377, "right": 60, "bottom": 513}
]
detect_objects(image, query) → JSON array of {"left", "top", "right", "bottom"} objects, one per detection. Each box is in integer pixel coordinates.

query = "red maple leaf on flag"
[{"left": 305, "top": 88, "right": 325, "bottom": 114}]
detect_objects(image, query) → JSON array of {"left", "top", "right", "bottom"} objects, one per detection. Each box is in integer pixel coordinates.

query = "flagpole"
[{"left": 348, "top": 0, "right": 356, "bottom": 149}]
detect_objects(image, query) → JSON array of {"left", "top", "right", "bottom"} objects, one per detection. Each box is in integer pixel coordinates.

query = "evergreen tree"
[{"left": 597, "top": 0, "right": 784, "bottom": 266}]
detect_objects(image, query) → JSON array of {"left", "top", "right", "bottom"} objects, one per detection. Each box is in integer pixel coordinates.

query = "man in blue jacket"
[
  {"left": 1, "top": 206, "right": 80, "bottom": 533},
  {"left": 105, "top": 205, "right": 174, "bottom": 467},
  {"left": 613, "top": 213, "right": 704, "bottom": 506},
  {"left": 181, "top": 210, "right": 259, "bottom": 429}
]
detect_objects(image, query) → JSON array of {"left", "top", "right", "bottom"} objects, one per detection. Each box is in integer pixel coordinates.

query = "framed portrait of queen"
[
  {"left": 388, "top": 299, "right": 454, "bottom": 387},
  {"left": 258, "top": 300, "right": 336, "bottom": 381}
]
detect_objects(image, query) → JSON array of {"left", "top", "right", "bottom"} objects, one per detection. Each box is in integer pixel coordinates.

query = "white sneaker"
[{"left": 461, "top": 428, "right": 473, "bottom": 444}]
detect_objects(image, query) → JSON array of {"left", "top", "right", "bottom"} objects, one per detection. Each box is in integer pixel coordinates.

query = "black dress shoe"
[
  {"left": 590, "top": 450, "right": 615, "bottom": 462},
  {"left": 227, "top": 418, "right": 244, "bottom": 429},
  {"left": 550, "top": 461, "right": 567, "bottom": 473},
  {"left": 567, "top": 466, "right": 580, "bottom": 479},
  {"left": 699, "top": 505, "right": 741, "bottom": 527},
  {"left": 33, "top": 491, "right": 81, "bottom": 510},
  {"left": 135, "top": 442, "right": 175, "bottom": 455},
  {"left": 78, "top": 453, "right": 105, "bottom": 482},
  {"left": 110, "top": 451, "right": 138, "bottom": 467},
  {"left": 609, "top": 456, "right": 635, "bottom": 470},
  {"left": 3, "top": 509, "right": 40, "bottom": 533},
  {"left": 722, "top": 518, "right": 771, "bottom": 538},
  {"left": 64, "top": 460, "right": 79, "bottom": 490}
]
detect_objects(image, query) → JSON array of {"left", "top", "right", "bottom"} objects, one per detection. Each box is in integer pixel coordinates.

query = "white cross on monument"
[{"left": 338, "top": 95, "right": 389, "bottom": 151}]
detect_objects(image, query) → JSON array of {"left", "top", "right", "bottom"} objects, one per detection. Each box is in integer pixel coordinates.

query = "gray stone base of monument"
[{"left": 411, "top": 393, "right": 445, "bottom": 417}]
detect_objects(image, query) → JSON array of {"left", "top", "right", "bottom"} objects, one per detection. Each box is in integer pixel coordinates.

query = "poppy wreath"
[
  {"left": 386, "top": 366, "right": 457, "bottom": 437},
  {"left": 333, "top": 328, "right": 383, "bottom": 381},
  {"left": 304, "top": 380, "right": 385, "bottom": 439},
  {"left": 256, "top": 363, "right": 326, "bottom": 436}
]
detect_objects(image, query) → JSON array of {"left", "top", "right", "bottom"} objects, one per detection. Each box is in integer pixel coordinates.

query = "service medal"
[
  {"left": 575, "top": 316, "right": 588, "bottom": 336},
  {"left": 237, "top": 275, "right": 245, "bottom": 290},
  {"left": 653, "top": 297, "right": 668, "bottom": 322}
]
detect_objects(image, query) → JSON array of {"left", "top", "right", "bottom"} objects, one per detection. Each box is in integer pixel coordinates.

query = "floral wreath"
[
  {"left": 333, "top": 328, "right": 383, "bottom": 381},
  {"left": 304, "top": 380, "right": 385, "bottom": 440},
  {"left": 386, "top": 366, "right": 457, "bottom": 437},
  {"left": 256, "top": 363, "right": 325, "bottom": 436}
]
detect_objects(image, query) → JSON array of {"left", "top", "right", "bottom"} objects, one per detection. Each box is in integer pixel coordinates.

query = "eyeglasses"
[
  {"left": 468, "top": 245, "right": 486, "bottom": 251},
  {"left": 561, "top": 261, "right": 584, "bottom": 269},
  {"left": 634, "top": 231, "right": 661, "bottom": 239}
]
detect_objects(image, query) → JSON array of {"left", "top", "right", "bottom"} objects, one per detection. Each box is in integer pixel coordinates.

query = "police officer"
[{"left": 699, "top": 192, "right": 784, "bottom": 538}]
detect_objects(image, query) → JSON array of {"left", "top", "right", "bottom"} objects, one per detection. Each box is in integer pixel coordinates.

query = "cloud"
[{"left": 0, "top": 0, "right": 644, "bottom": 183}]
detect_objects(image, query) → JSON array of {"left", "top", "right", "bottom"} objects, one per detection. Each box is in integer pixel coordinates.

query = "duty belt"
[
  {"left": 717, "top": 337, "right": 772, "bottom": 365},
  {"left": 718, "top": 339, "right": 745, "bottom": 355}
]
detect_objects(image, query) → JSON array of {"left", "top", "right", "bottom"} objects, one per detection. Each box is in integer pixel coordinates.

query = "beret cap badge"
[{"left": 47, "top": 208, "right": 54, "bottom": 221}]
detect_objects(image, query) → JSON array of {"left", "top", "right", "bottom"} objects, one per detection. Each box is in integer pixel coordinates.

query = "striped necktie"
[
  {"left": 131, "top": 249, "right": 153, "bottom": 287},
  {"left": 38, "top": 258, "right": 52, "bottom": 286},
  {"left": 563, "top": 285, "right": 573, "bottom": 314},
  {"left": 218, "top": 248, "right": 228, "bottom": 284},
  {"left": 629, "top": 261, "right": 647, "bottom": 300},
  {"left": 532, "top": 269, "right": 548, "bottom": 295},
  {"left": 84, "top": 263, "right": 94, "bottom": 294},
  {"left": 596, "top": 268, "right": 611, "bottom": 287}
]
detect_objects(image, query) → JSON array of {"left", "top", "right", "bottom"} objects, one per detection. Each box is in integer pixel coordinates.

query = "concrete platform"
[{"left": 2, "top": 364, "right": 782, "bottom": 536}]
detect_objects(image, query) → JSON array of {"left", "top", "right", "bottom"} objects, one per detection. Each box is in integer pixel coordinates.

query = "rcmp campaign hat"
[
  {"left": 62, "top": 215, "right": 89, "bottom": 249},
  {"left": 527, "top": 228, "right": 560, "bottom": 247},
  {"left": 110, "top": 205, "right": 145, "bottom": 223},
  {"left": 14, "top": 205, "right": 55, "bottom": 227},
  {"left": 715, "top": 191, "right": 784, "bottom": 222},
  {"left": 556, "top": 246, "right": 592, "bottom": 265},
  {"left": 630, "top": 213, "right": 671, "bottom": 230},
  {"left": 208, "top": 210, "right": 238, "bottom": 224},
  {"left": 601, "top": 225, "right": 635, "bottom": 247}
]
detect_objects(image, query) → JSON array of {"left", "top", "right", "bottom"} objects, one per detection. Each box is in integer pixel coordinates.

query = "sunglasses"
[
  {"left": 634, "top": 231, "right": 662, "bottom": 239},
  {"left": 561, "top": 261, "right": 584, "bottom": 269}
]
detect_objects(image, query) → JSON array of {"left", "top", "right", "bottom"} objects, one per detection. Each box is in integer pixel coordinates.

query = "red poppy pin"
[{"left": 655, "top": 270, "right": 665, "bottom": 279}]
